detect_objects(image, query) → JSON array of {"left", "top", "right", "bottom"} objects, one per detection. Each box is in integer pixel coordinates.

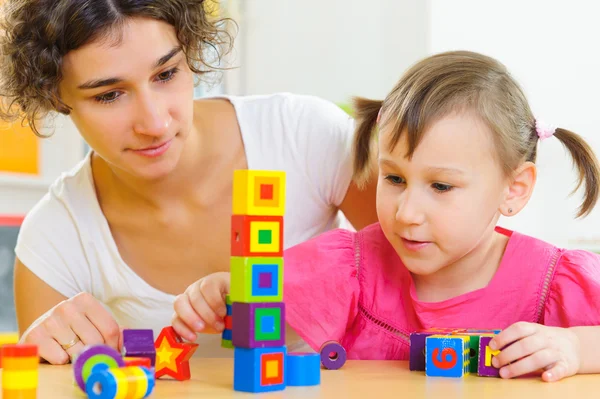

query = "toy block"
[
  {"left": 232, "top": 170, "right": 286, "bottom": 216},
  {"left": 233, "top": 346, "right": 287, "bottom": 393},
  {"left": 154, "top": 326, "right": 198, "bottom": 380},
  {"left": 0, "top": 332, "right": 19, "bottom": 368},
  {"left": 232, "top": 302, "right": 285, "bottom": 348},
  {"left": 425, "top": 335, "right": 470, "bottom": 377},
  {"left": 286, "top": 353, "right": 321, "bottom": 386},
  {"left": 122, "top": 329, "right": 156, "bottom": 367},
  {"left": 478, "top": 335, "right": 500, "bottom": 377},
  {"left": 222, "top": 295, "right": 234, "bottom": 349},
  {"left": 230, "top": 257, "right": 283, "bottom": 303},
  {"left": 124, "top": 357, "right": 152, "bottom": 369},
  {"left": 231, "top": 215, "right": 283, "bottom": 257},
  {"left": 409, "top": 328, "right": 462, "bottom": 371},
  {"left": 452, "top": 329, "right": 501, "bottom": 373},
  {"left": 85, "top": 365, "right": 155, "bottom": 399},
  {"left": 319, "top": 341, "right": 347, "bottom": 370},
  {"left": 2, "top": 344, "right": 38, "bottom": 399},
  {"left": 73, "top": 344, "right": 125, "bottom": 392}
]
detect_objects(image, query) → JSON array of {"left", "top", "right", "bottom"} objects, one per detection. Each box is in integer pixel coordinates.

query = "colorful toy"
[
  {"left": 233, "top": 346, "right": 287, "bottom": 393},
  {"left": 154, "top": 326, "right": 198, "bottom": 380},
  {"left": 123, "top": 357, "right": 152, "bottom": 369},
  {"left": 230, "top": 256, "right": 284, "bottom": 303},
  {"left": 0, "top": 332, "right": 19, "bottom": 368},
  {"left": 425, "top": 335, "right": 470, "bottom": 378},
  {"left": 2, "top": 344, "right": 38, "bottom": 399},
  {"left": 122, "top": 329, "right": 156, "bottom": 367},
  {"left": 85, "top": 366, "right": 155, "bottom": 399},
  {"left": 232, "top": 302, "right": 285, "bottom": 348},
  {"left": 320, "top": 341, "right": 347, "bottom": 370},
  {"left": 222, "top": 294, "right": 234, "bottom": 349},
  {"left": 232, "top": 170, "right": 286, "bottom": 216},
  {"left": 286, "top": 353, "right": 321, "bottom": 386},
  {"left": 230, "top": 215, "right": 284, "bottom": 257},
  {"left": 478, "top": 335, "right": 501, "bottom": 377},
  {"left": 73, "top": 345, "right": 125, "bottom": 392},
  {"left": 231, "top": 170, "right": 301, "bottom": 393}
]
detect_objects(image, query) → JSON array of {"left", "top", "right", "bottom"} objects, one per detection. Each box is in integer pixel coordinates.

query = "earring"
[{"left": 508, "top": 208, "right": 513, "bottom": 214}]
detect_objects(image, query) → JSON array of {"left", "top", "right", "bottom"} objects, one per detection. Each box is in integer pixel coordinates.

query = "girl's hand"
[
  {"left": 489, "top": 322, "right": 581, "bottom": 382},
  {"left": 171, "top": 272, "right": 230, "bottom": 341}
]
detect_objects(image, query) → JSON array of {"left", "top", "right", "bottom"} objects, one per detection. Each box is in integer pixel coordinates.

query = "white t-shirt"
[{"left": 15, "top": 93, "right": 354, "bottom": 357}]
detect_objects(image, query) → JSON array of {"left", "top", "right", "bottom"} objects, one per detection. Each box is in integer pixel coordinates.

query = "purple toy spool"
[
  {"left": 319, "top": 341, "right": 347, "bottom": 370},
  {"left": 73, "top": 344, "right": 125, "bottom": 391}
]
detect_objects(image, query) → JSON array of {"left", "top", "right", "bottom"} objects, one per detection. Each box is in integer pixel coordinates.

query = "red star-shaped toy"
[{"left": 154, "top": 326, "right": 199, "bottom": 380}]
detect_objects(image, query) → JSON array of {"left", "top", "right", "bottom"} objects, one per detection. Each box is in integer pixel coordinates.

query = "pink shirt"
[{"left": 283, "top": 223, "right": 600, "bottom": 360}]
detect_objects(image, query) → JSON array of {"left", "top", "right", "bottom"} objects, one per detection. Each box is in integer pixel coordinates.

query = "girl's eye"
[
  {"left": 94, "top": 91, "right": 121, "bottom": 104},
  {"left": 432, "top": 183, "right": 453, "bottom": 193},
  {"left": 384, "top": 175, "right": 405, "bottom": 185}
]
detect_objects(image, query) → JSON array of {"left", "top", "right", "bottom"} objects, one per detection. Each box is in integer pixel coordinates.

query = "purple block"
[
  {"left": 232, "top": 302, "right": 285, "bottom": 348},
  {"left": 478, "top": 336, "right": 500, "bottom": 377},
  {"left": 409, "top": 332, "right": 436, "bottom": 371},
  {"left": 258, "top": 272, "right": 272, "bottom": 288},
  {"left": 122, "top": 329, "right": 156, "bottom": 367}
]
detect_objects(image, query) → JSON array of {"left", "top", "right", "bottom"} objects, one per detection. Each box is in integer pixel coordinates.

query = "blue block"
[
  {"left": 286, "top": 353, "right": 321, "bottom": 386},
  {"left": 226, "top": 304, "right": 233, "bottom": 315},
  {"left": 425, "top": 335, "right": 470, "bottom": 377},
  {"left": 222, "top": 329, "right": 232, "bottom": 340},
  {"left": 234, "top": 346, "right": 287, "bottom": 393}
]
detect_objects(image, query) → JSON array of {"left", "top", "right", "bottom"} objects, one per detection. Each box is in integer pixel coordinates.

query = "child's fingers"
[
  {"left": 493, "top": 334, "right": 545, "bottom": 368},
  {"left": 187, "top": 287, "right": 224, "bottom": 332},
  {"left": 542, "top": 361, "right": 568, "bottom": 382},
  {"left": 489, "top": 321, "right": 538, "bottom": 351},
  {"left": 171, "top": 315, "right": 197, "bottom": 342},
  {"left": 498, "top": 348, "right": 556, "bottom": 379},
  {"left": 199, "top": 276, "right": 228, "bottom": 318},
  {"left": 173, "top": 293, "right": 206, "bottom": 332}
]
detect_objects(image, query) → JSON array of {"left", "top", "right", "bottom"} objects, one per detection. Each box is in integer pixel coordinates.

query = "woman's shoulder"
[{"left": 22, "top": 152, "right": 95, "bottom": 230}]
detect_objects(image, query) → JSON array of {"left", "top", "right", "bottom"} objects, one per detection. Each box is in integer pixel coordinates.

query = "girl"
[
  {"left": 0, "top": 0, "right": 378, "bottom": 363},
  {"left": 173, "top": 50, "right": 600, "bottom": 382}
]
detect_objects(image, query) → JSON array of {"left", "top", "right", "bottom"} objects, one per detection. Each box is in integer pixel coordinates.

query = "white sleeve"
[
  {"left": 14, "top": 193, "right": 92, "bottom": 298},
  {"left": 285, "top": 94, "right": 355, "bottom": 207}
]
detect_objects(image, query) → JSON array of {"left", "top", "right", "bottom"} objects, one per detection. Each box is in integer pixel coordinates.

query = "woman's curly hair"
[{"left": 0, "top": 0, "right": 234, "bottom": 136}]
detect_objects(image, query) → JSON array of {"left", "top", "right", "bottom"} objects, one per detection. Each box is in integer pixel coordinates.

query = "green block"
[
  {"left": 254, "top": 307, "right": 281, "bottom": 341},
  {"left": 468, "top": 335, "right": 480, "bottom": 373},
  {"left": 258, "top": 229, "right": 272, "bottom": 244},
  {"left": 230, "top": 257, "right": 283, "bottom": 303}
]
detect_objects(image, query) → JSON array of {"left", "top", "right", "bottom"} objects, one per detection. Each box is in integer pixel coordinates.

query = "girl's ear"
[{"left": 500, "top": 161, "right": 537, "bottom": 216}]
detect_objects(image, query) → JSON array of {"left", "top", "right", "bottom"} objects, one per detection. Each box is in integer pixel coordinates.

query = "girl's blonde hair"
[{"left": 353, "top": 50, "right": 599, "bottom": 217}]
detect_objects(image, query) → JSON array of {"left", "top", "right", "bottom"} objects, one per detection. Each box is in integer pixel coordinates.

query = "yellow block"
[
  {"left": 0, "top": 333, "right": 19, "bottom": 345},
  {"left": 2, "top": 370, "right": 39, "bottom": 390},
  {"left": 232, "top": 170, "right": 285, "bottom": 216},
  {"left": 0, "top": 119, "right": 39, "bottom": 175}
]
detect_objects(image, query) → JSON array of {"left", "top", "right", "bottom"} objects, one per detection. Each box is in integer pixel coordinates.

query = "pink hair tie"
[{"left": 535, "top": 120, "right": 556, "bottom": 140}]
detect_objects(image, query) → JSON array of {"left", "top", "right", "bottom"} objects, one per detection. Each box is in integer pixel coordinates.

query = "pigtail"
[
  {"left": 351, "top": 97, "right": 382, "bottom": 188},
  {"left": 553, "top": 128, "right": 600, "bottom": 217}
]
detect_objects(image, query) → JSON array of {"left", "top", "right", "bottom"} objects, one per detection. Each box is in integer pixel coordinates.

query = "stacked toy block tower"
[{"left": 230, "top": 170, "right": 287, "bottom": 393}]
